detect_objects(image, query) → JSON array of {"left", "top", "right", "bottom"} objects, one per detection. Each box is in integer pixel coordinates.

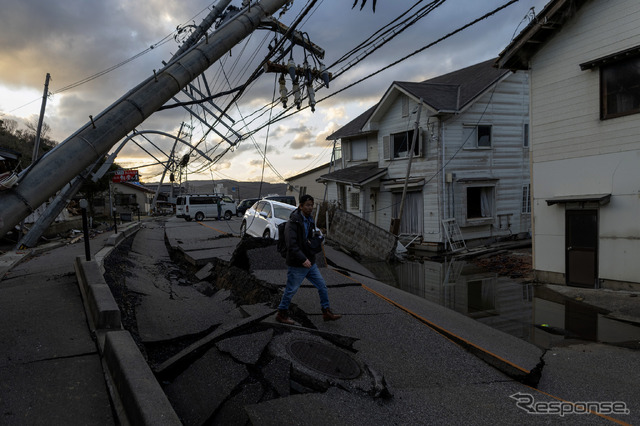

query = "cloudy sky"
[{"left": 0, "top": 0, "right": 548, "bottom": 185}]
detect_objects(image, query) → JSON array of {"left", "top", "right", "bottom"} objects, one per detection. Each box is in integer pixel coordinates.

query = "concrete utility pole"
[
  {"left": 32, "top": 73, "right": 51, "bottom": 162},
  {"left": 0, "top": 0, "right": 291, "bottom": 237},
  {"left": 152, "top": 123, "right": 184, "bottom": 212},
  {"left": 170, "top": 0, "right": 233, "bottom": 62},
  {"left": 395, "top": 99, "right": 423, "bottom": 235}
]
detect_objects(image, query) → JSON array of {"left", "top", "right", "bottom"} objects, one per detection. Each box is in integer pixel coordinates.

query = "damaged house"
[{"left": 320, "top": 58, "right": 531, "bottom": 252}]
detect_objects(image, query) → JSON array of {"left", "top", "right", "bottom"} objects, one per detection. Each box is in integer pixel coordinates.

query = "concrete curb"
[
  {"left": 103, "top": 330, "right": 181, "bottom": 426},
  {"left": 72, "top": 222, "right": 181, "bottom": 425},
  {"left": 74, "top": 256, "right": 122, "bottom": 333}
]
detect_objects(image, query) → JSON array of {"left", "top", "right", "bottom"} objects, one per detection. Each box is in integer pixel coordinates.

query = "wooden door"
[{"left": 565, "top": 210, "right": 598, "bottom": 288}]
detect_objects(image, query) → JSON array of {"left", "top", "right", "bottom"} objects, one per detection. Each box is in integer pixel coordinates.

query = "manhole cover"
[{"left": 286, "top": 340, "right": 361, "bottom": 379}]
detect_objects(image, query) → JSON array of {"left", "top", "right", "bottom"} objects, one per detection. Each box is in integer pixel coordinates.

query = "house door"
[{"left": 565, "top": 209, "right": 598, "bottom": 288}]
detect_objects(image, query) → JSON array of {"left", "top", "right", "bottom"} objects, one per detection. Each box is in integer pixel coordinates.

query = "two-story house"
[
  {"left": 497, "top": 0, "right": 640, "bottom": 290},
  {"left": 320, "top": 58, "right": 531, "bottom": 251}
]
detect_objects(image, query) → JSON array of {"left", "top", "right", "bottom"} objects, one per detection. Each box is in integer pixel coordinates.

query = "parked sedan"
[
  {"left": 236, "top": 198, "right": 260, "bottom": 217},
  {"left": 240, "top": 199, "right": 296, "bottom": 239}
]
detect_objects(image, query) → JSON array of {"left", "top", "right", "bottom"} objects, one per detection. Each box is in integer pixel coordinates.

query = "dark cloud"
[{"left": 0, "top": 0, "right": 549, "bottom": 181}]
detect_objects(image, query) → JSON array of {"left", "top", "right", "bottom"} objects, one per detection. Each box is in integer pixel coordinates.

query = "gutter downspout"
[{"left": 441, "top": 118, "right": 447, "bottom": 250}]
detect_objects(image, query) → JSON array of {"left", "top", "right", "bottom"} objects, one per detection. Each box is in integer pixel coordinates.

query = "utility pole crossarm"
[{"left": 258, "top": 17, "right": 325, "bottom": 59}]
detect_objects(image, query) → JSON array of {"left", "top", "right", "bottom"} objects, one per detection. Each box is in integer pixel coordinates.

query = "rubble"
[{"left": 471, "top": 249, "right": 532, "bottom": 280}]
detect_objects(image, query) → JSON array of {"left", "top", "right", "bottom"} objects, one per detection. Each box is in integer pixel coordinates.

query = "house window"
[
  {"left": 350, "top": 192, "right": 360, "bottom": 210},
  {"left": 463, "top": 125, "right": 492, "bottom": 148},
  {"left": 351, "top": 139, "right": 367, "bottom": 161},
  {"left": 115, "top": 194, "right": 136, "bottom": 206},
  {"left": 392, "top": 130, "right": 418, "bottom": 158},
  {"left": 522, "top": 184, "right": 531, "bottom": 213},
  {"left": 601, "top": 55, "right": 640, "bottom": 119},
  {"left": 523, "top": 123, "right": 529, "bottom": 148},
  {"left": 466, "top": 186, "right": 494, "bottom": 219},
  {"left": 402, "top": 97, "right": 409, "bottom": 117}
]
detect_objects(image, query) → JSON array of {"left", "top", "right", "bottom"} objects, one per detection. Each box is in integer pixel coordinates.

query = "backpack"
[{"left": 276, "top": 221, "right": 288, "bottom": 258}]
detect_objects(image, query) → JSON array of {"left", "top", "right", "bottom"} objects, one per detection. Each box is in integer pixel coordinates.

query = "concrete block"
[
  {"left": 87, "top": 284, "right": 121, "bottom": 330},
  {"left": 74, "top": 257, "right": 121, "bottom": 332},
  {"left": 103, "top": 330, "right": 181, "bottom": 425}
]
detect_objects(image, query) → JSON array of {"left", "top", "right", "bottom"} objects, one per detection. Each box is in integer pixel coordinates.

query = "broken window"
[
  {"left": 466, "top": 186, "right": 494, "bottom": 219},
  {"left": 391, "top": 130, "right": 418, "bottom": 158},
  {"left": 463, "top": 125, "right": 492, "bottom": 148}
]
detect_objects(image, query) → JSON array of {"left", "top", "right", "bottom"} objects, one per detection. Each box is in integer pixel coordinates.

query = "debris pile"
[{"left": 471, "top": 250, "right": 532, "bottom": 280}]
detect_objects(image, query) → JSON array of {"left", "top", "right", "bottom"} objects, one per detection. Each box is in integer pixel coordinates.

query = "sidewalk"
[{"left": 0, "top": 231, "right": 117, "bottom": 425}]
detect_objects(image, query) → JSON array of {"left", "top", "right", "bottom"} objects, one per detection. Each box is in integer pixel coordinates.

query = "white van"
[{"left": 177, "top": 194, "right": 237, "bottom": 221}]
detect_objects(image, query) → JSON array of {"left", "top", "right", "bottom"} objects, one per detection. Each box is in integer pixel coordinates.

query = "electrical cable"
[{"left": 241, "top": 0, "right": 522, "bottom": 141}]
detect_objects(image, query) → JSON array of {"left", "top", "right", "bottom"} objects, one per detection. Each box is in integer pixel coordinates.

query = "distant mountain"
[{"left": 147, "top": 179, "right": 287, "bottom": 201}]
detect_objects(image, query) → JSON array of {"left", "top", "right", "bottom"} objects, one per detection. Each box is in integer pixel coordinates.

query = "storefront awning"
[{"left": 545, "top": 193, "right": 611, "bottom": 206}]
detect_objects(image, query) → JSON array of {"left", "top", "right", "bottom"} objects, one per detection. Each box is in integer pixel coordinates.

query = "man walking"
[{"left": 276, "top": 194, "right": 342, "bottom": 324}]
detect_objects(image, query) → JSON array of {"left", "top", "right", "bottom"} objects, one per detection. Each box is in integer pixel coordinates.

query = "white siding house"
[
  {"left": 321, "top": 58, "right": 531, "bottom": 251},
  {"left": 285, "top": 162, "right": 332, "bottom": 201},
  {"left": 497, "top": 0, "right": 640, "bottom": 290}
]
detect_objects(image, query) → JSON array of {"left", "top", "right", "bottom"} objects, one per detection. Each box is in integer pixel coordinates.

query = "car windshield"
[{"left": 273, "top": 206, "right": 293, "bottom": 220}]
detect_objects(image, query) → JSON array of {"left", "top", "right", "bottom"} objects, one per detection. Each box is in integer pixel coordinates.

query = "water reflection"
[
  {"left": 361, "top": 258, "right": 535, "bottom": 343},
  {"left": 361, "top": 258, "right": 640, "bottom": 349},
  {"left": 532, "top": 288, "right": 640, "bottom": 349}
]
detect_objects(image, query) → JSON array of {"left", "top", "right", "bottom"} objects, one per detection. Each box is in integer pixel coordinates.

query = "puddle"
[{"left": 361, "top": 258, "right": 640, "bottom": 349}]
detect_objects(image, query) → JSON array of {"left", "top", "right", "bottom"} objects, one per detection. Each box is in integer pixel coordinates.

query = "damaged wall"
[{"left": 328, "top": 209, "right": 397, "bottom": 261}]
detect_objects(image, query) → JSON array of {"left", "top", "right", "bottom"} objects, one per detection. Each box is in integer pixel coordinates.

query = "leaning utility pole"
[
  {"left": 394, "top": 99, "right": 422, "bottom": 235},
  {"left": 0, "top": 0, "right": 291, "bottom": 237},
  {"left": 32, "top": 73, "right": 51, "bottom": 162},
  {"left": 152, "top": 123, "right": 184, "bottom": 212}
]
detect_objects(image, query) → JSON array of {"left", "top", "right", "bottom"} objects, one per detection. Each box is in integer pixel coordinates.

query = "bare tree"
[
  {"left": 0, "top": 119, "right": 18, "bottom": 135},
  {"left": 24, "top": 117, "right": 51, "bottom": 140}
]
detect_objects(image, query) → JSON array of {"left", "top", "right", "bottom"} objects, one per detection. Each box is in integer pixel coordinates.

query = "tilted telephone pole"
[{"left": 0, "top": 0, "right": 292, "bottom": 237}]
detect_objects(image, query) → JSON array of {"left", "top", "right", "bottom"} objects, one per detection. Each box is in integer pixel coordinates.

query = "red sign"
[{"left": 112, "top": 169, "right": 138, "bottom": 183}]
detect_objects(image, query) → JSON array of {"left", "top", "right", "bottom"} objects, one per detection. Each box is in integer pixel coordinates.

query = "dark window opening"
[
  {"left": 466, "top": 186, "right": 493, "bottom": 219},
  {"left": 601, "top": 55, "right": 640, "bottom": 119},
  {"left": 392, "top": 130, "right": 418, "bottom": 158}
]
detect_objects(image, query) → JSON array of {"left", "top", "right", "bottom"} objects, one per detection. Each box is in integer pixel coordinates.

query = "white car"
[{"left": 240, "top": 199, "right": 296, "bottom": 239}]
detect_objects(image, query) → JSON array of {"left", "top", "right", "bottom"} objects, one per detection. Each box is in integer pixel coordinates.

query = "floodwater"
[{"left": 361, "top": 257, "right": 640, "bottom": 349}]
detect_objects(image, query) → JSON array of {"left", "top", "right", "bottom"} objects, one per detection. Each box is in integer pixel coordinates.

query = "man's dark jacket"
[{"left": 284, "top": 208, "right": 317, "bottom": 267}]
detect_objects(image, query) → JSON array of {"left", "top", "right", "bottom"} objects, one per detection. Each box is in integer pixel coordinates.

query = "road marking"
[
  {"left": 197, "top": 221, "right": 229, "bottom": 234},
  {"left": 330, "top": 267, "right": 631, "bottom": 425}
]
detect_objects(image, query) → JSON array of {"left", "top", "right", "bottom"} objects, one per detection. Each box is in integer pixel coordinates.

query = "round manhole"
[{"left": 286, "top": 340, "right": 361, "bottom": 379}]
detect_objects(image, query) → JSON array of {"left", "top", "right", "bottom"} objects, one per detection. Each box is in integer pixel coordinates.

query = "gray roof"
[
  {"left": 326, "top": 105, "right": 377, "bottom": 140},
  {"left": 318, "top": 162, "right": 387, "bottom": 186},
  {"left": 327, "top": 58, "right": 509, "bottom": 141},
  {"left": 395, "top": 57, "right": 508, "bottom": 111},
  {"left": 285, "top": 162, "right": 332, "bottom": 182}
]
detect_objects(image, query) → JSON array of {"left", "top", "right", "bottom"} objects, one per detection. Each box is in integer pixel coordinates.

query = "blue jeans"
[{"left": 278, "top": 264, "right": 330, "bottom": 310}]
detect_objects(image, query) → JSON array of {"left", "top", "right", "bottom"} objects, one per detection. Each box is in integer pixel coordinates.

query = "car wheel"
[
  {"left": 240, "top": 221, "right": 247, "bottom": 237},
  {"left": 263, "top": 228, "right": 271, "bottom": 239},
  {"left": 224, "top": 211, "right": 232, "bottom": 220},
  {"left": 195, "top": 212, "right": 205, "bottom": 221}
]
